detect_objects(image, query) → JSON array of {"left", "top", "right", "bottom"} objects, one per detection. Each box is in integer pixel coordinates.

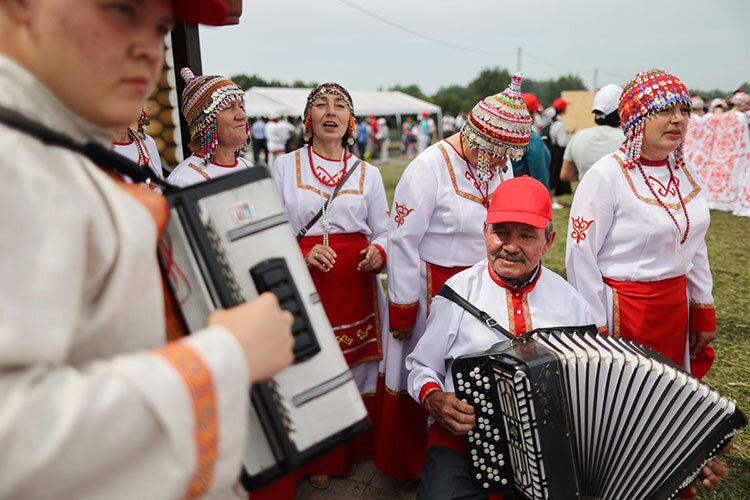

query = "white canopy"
[{"left": 244, "top": 87, "right": 441, "bottom": 118}]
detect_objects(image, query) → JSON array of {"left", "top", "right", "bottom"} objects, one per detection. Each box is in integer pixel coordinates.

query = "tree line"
[{"left": 231, "top": 67, "right": 749, "bottom": 116}]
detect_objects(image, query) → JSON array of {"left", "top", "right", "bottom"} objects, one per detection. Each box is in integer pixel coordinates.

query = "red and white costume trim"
[
  {"left": 251, "top": 147, "right": 388, "bottom": 499},
  {"left": 112, "top": 132, "right": 164, "bottom": 179},
  {"left": 166, "top": 153, "right": 254, "bottom": 188},
  {"left": 378, "top": 140, "right": 510, "bottom": 478},
  {"left": 405, "top": 259, "right": 594, "bottom": 492},
  {"left": 566, "top": 150, "right": 716, "bottom": 376},
  {"left": 684, "top": 110, "right": 750, "bottom": 216}
]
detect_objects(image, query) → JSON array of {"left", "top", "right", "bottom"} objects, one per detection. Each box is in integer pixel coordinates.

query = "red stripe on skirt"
[{"left": 299, "top": 233, "right": 382, "bottom": 367}]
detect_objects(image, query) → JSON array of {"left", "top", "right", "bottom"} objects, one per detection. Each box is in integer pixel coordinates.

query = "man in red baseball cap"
[
  {"left": 405, "top": 177, "right": 595, "bottom": 499},
  {"left": 0, "top": 1, "right": 295, "bottom": 498}
]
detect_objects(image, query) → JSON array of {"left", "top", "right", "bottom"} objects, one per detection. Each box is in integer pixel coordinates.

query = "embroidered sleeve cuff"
[
  {"left": 374, "top": 244, "right": 387, "bottom": 272},
  {"left": 419, "top": 382, "right": 442, "bottom": 405},
  {"left": 388, "top": 300, "right": 419, "bottom": 330},
  {"left": 597, "top": 325, "right": 609, "bottom": 335},
  {"left": 689, "top": 303, "right": 716, "bottom": 332}
]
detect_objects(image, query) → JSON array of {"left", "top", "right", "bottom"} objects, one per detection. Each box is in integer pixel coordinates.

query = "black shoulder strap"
[
  {"left": 296, "top": 158, "right": 362, "bottom": 241},
  {"left": 436, "top": 284, "right": 515, "bottom": 341},
  {"left": 0, "top": 105, "right": 174, "bottom": 191}
]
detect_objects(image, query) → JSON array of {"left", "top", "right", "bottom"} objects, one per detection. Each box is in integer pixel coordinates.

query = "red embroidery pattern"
[
  {"left": 153, "top": 343, "right": 217, "bottom": 499},
  {"left": 394, "top": 201, "right": 415, "bottom": 227},
  {"left": 648, "top": 175, "right": 680, "bottom": 197},
  {"left": 570, "top": 216, "right": 594, "bottom": 244}
]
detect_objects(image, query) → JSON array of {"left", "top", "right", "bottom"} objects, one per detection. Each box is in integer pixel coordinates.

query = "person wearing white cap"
[
  {"left": 406, "top": 177, "right": 595, "bottom": 499},
  {"left": 560, "top": 84, "right": 625, "bottom": 182},
  {"left": 0, "top": 1, "right": 295, "bottom": 499}
]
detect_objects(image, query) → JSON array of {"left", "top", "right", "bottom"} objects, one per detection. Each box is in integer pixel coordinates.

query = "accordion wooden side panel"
[{"left": 158, "top": 169, "right": 370, "bottom": 491}]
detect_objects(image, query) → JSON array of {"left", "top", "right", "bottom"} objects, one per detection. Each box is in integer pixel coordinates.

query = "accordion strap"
[
  {"left": 296, "top": 158, "right": 362, "bottom": 241},
  {"left": 0, "top": 105, "right": 174, "bottom": 191},
  {"left": 437, "top": 285, "right": 515, "bottom": 341}
]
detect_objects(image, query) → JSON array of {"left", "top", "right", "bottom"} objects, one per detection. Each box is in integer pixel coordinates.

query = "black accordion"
[
  {"left": 452, "top": 326, "right": 746, "bottom": 500},
  {"left": 158, "top": 168, "right": 369, "bottom": 491}
]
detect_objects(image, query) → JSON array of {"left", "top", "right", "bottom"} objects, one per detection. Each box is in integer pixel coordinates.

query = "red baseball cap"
[
  {"left": 486, "top": 177, "right": 552, "bottom": 229},
  {"left": 552, "top": 97, "right": 571, "bottom": 111},
  {"left": 173, "top": 0, "right": 228, "bottom": 26},
  {"left": 521, "top": 93, "right": 540, "bottom": 113}
]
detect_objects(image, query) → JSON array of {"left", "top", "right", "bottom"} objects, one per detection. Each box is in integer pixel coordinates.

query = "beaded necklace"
[
  {"left": 309, "top": 145, "right": 348, "bottom": 246},
  {"left": 308, "top": 145, "right": 348, "bottom": 186},
  {"left": 636, "top": 156, "right": 690, "bottom": 246},
  {"left": 127, "top": 128, "right": 150, "bottom": 168},
  {"left": 459, "top": 139, "right": 491, "bottom": 207}
]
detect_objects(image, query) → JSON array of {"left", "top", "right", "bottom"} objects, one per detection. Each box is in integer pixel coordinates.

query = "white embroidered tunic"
[
  {"left": 0, "top": 54, "right": 248, "bottom": 499},
  {"left": 112, "top": 132, "right": 164, "bottom": 179},
  {"left": 565, "top": 150, "right": 714, "bottom": 333},
  {"left": 166, "top": 154, "right": 253, "bottom": 188},
  {"left": 271, "top": 147, "right": 388, "bottom": 248},
  {"left": 387, "top": 140, "right": 510, "bottom": 326}
]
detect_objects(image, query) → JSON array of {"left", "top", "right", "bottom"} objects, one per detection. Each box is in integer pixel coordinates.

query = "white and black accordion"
[
  {"left": 158, "top": 168, "right": 369, "bottom": 491},
  {"left": 452, "top": 326, "right": 747, "bottom": 500}
]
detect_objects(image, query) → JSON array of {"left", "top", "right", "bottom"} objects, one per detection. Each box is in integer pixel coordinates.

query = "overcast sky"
[{"left": 199, "top": 0, "right": 749, "bottom": 96}]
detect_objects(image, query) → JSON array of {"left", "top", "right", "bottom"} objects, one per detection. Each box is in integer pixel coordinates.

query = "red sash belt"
[
  {"left": 426, "top": 262, "right": 470, "bottom": 317},
  {"left": 603, "top": 275, "right": 688, "bottom": 366},
  {"left": 299, "top": 233, "right": 382, "bottom": 368}
]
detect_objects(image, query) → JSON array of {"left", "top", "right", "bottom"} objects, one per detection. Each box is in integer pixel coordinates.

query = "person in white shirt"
[
  {"left": 376, "top": 73, "right": 532, "bottom": 480},
  {"left": 112, "top": 109, "right": 164, "bottom": 180},
  {"left": 265, "top": 115, "right": 294, "bottom": 168},
  {"left": 560, "top": 84, "right": 625, "bottom": 182},
  {"left": 0, "top": 1, "right": 294, "bottom": 499},
  {"left": 376, "top": 117, "right": 391, "bottom": 163},
  {"left": 406, "top": 177, "right": 595, "bottom": 499},
  {"left": 566, "top": 69, "right": 717, "bottom": 379},
  {"left": 267, "top": 82, "right": 389, "bottom": 494}
]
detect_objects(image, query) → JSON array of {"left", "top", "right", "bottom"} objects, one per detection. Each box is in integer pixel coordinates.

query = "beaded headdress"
[
  {"left": 729, "top": 89, "right": 750, "bottom": 106},
  {"left": 303, "top": 82, "right": 356, "bottom": 145},
  {"left": 618, "top": 69, "right": 691, "bottom": 169},
  {"left": 461, "top": 72, "right": 532, "bottom": 185},
  {"left": 180, "top": 68, "right": 247, "bottom": 163}
]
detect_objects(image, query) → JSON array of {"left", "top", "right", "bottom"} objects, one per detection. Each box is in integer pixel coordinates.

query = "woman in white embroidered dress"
[
  {"left": 166, "top": 68, "right": 253, "bottom": 188},
  {"left": 377, "top": 74, "right": 533, "bottom": 479},
  {"left": 566, "top": 69, "right": 717, "bottom": 380},
  {"left": 112, "top": 109, "right": 164, "bottom": 179},
  {"left": 258, "top": 83, "right": 388, "bottom": 494}
]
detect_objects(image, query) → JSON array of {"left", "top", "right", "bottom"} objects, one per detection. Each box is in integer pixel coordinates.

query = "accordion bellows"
[{"left": 452, "top": 327, "right": 746, "bottom": 500}]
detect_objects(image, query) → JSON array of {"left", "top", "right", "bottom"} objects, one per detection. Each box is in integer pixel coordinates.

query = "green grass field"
[{"left": 376, "top": 156, "right": 749, "bottom": 499}]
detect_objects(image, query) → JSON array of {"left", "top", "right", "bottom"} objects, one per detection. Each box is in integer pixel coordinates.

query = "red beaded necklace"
[
  {"left": 127, "top": 129, "right": 150, "bottom": 168},
  {"left": 459, "top": 140, "right": 490, "bottom": 207},
  {"left": 637, "top": 157, "right": 690, "bottom": 245},
  {"left": 308, "top": 145, "right": 348, "bottom": 186}
]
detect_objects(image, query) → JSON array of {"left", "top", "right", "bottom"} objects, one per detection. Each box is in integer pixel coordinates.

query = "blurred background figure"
[
  {"left": 441, "top": 112, "right": 456, "bottom": 139},
  {"left": 512, "top": 92, "right": 550, "bottom": 189},
  {"left": 545, "top": 97, "right": 573, "bottom": 207},
  {"left": 112, "top": 108, "right": 164, "bottom": 180},
  {"left": 561, "top": 84, "right": 624, "bottom": 182},
  {"left": 250, "top": 115, "right": 268, "bottom": 165},
  {"left": 401, "top": 116, "right": 415, "bottom": 156},
  {"left": 710, "top": 98, "right": 728, "bottom": 114},
  {"left": 376, "top": 117, "right": 391, "bottom": 163},
  {"left": 265, "top": 114, "right": 294, "bottom": 168},
  {"left": 416, "top": 111, "right": 431, "bottom": 153}
]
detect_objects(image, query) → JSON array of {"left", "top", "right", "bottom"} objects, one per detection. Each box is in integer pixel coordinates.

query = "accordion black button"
[{"left": 250, "top": 258, "right": 321, "bottom": 362}]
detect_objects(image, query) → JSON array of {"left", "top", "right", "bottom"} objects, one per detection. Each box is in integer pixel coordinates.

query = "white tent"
[{"left": 244, "top": 87, "right": 443, "bottom": 135}]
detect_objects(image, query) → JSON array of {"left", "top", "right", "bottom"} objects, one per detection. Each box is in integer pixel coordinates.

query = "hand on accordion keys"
[
  {"left": 423, "top": 391, "right": 475, "bottom": 435},
  {"left": 207, "top": 292, "right": 295, "bottom": 383}
]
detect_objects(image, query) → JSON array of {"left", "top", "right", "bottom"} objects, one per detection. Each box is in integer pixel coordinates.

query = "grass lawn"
[{"left": 373, "top": 155, "right": 749, "bottom": 499}]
